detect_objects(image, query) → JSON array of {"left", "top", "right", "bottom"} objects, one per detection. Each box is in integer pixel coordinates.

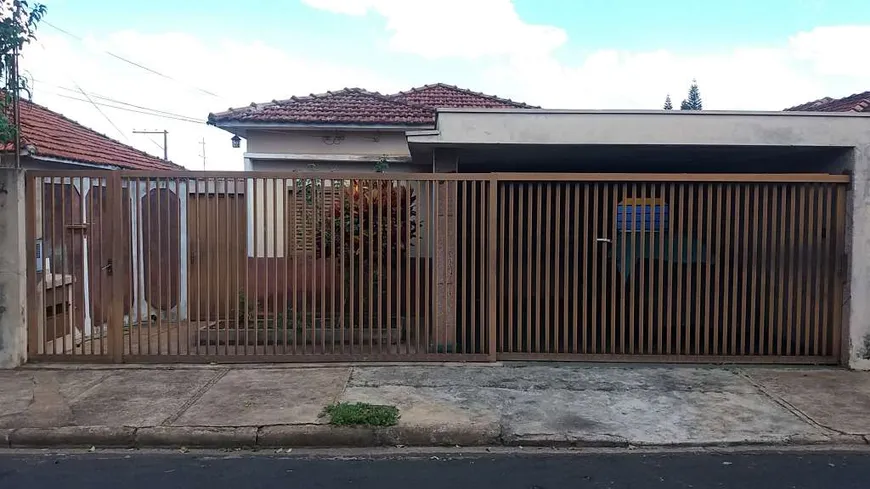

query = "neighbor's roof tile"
[
  {"left": 390, "top": 83, "right": 538, "bottom": 109},
  {"left": 5, "top": 98, "right": 182, "bottom": 170},
  {"left": 785, "top": 91, "right": 870, "bottom": 113},
  {"left": 209, "top": 88, "right": 436, "bottom": 126}
]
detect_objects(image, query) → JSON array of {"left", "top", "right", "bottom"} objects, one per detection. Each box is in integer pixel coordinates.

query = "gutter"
[{"left": 28, "top": 154, "right": 120, "bottom": 170}]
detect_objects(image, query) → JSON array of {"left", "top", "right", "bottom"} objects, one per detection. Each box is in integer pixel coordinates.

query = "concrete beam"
[
  {"left": 408, "top": 110, "right": 870, "bottom": 148},
  {"left": 0, "top": 169, "right": 27, "bottom": 368}
]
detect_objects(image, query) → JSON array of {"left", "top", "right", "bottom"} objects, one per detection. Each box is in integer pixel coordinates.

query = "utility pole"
[
  {"left": 199, "top": 137, "right": 206, "bottom": 170},
  {"left": 133, "top": 129, "right": 168, "bottom": 160}
]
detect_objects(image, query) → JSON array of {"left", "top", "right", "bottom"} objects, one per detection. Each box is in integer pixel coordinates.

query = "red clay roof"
[
  {"left": 4, "top": 98, "right": 181, "bottom": 170},
  {"left": 785, "top": 91, "right": 870, "bottom": 113},
  {"left": 391, "top": 83, "right": 537, "bottom": 109},
  {"left": 209, "top": 88, "right": 435, "bottom": 126},
  {"left": 209, "top": 83, "right": 535, "bottom": 126}
]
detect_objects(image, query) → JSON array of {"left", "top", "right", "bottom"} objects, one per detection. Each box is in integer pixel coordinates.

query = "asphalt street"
[{"left": 1, "top": 449, "right": 869, "bottom": 489}]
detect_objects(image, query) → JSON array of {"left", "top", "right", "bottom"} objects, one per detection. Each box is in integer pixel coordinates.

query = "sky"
[{"left": 18, "top": 0, "right": 870, "bottom": 170}]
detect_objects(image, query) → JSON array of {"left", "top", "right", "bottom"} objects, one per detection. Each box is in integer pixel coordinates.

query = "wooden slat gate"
[
  {"left": 25, "top": 170, "right": 849, "bottom": 364},
  {"left": 493, "top": 173, "right": 849, "bottom": 364}
]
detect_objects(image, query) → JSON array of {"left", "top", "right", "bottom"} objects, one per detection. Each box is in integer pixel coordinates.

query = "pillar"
[
  {"left": 847, "top": 145, "right": 870, "bottom": 369},
  {"left": 433, "top": 149, "right": 458, "bottom": 352},
  {"left": 0, "top": 168, "right": 27, "bottom": 367}
]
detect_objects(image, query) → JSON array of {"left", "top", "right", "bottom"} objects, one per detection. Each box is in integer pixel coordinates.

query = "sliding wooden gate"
[{"left": 25, "top": 170, "right": 848, "bottom": 364}]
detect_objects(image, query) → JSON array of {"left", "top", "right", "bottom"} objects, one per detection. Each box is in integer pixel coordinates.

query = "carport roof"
[{"left": 407, "top": 108, "right": 870, "bottom": 149}]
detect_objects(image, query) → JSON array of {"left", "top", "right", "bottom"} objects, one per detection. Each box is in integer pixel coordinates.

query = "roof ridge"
[
  {"left": 390, "top": 82, "right": 539, "bottom": 108},
  {"left": 13, "top": 97, "right": 182, "bottom": 168}
]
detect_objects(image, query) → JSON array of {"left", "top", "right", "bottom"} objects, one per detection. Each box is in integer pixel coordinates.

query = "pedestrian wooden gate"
[{"left": 24, "top": 170, "right": 849, "bottom": 364}]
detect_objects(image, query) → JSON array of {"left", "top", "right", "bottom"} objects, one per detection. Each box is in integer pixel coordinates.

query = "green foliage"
[
  {"left": 1, "top": 1, "right": 47, "bottom": 144},
  {"left": 323, "top": 402, "right": 400, "bottom": 426},
  {"left": 316, "top": 179, "right": 419, "bottom": 261},
  {"left": 680, "top": 80, "right": 702, "bottom": 111},
  {"left": 373, "top": 155, "right": 389, "bottom": 173},
  {"left": 663, "top": 94, "right": 673, "bottom": 110},
  {"left": 236, "top": 290, "right": 256, "bottom": 324}
]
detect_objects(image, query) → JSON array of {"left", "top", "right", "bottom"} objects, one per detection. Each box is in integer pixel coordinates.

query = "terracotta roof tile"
[
  {"left": 390, "top": 83, "right": 538, "bottom": 109},
  {"left": 209, "top": 88, "right": 435, "bottom": 126},
  {"left": 208, "top": 83, "right": 535, "bottom": 127},
  {"left": 4, "top": 98, "right": 182, "bottom": 170},
  {"left": 785, "top": 91, "right": 870, "bottom": 113}
]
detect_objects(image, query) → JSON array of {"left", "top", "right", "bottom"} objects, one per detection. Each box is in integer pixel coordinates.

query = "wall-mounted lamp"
[{"left": 231, "top": 135, "right": 241, "bottom": 148}]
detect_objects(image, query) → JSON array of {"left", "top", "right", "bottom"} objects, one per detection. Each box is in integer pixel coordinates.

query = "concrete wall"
[
  {"left": 418, "top": 110, "right": 870, "bottom": 148},
  {"left": 246, "top": 130, "right": 411, "bottom": 157},
  {"left": 0, "top": 168, "right": 27, "bottom": 367},
  {"left": 847, "top": 145, "right": 870, "bottom": 369}
]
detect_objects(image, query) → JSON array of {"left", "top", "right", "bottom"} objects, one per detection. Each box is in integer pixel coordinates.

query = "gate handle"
[
  {"left": 101, "top": 259, "right": 113, "bottom": 275},
  {"left": 596, "top": 237, "right": 612, "bottom": 244}
]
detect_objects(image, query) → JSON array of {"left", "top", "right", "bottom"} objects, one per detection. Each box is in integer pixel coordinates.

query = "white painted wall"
[{"left": 246, "top": 129, "right": 411, "bottom": 157}]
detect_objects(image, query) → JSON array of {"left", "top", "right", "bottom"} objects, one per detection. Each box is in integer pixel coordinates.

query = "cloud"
[
  {"left": 21, "top": 31, "right": 404, "bottom": 170},
  {"left": 789, "top": 25, "right": 870, "bottom": 78},
  {"left": 302, "top": 0, "right": 567, "bottom": 59},
  {"left": 303, "top": 1, "right": 869, "bottom": 111},
  {"left": 486, "top": 25, "right": 870, "bottom": 111},
  {"left": 19, "top": 8, "right": 870, "bottom": 173}
]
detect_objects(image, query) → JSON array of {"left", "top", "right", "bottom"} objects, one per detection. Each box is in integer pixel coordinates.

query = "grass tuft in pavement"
[{"left": 323, "top": 402, "right": 400, "bottom": 427}]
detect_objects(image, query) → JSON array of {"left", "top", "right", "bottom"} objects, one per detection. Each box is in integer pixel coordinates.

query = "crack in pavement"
[
  {"left": 332, "top": 368, "right": 354, "bottom": 405},
  {"left": 736, "top": 370, "right": 856, "bottom": 438},
  {"left": 160, "top": 369, "right": 230, "bottom": 427}
]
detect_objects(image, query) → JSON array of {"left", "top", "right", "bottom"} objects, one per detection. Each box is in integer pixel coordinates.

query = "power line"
[
  {"left": 48, "top": 92, "right": 208, "bottom": 124},
  {"left": 71, "top": 81, "right": 130, "bottom": 142},
  {"left": 34, "top": 40, "right": 130, "bottom": 141},
  {"left": 35, "top": 79, "right": 205, "bottom": 122},
  {"left": 43, "top": 20, "right": 225, "bottom": 100}
]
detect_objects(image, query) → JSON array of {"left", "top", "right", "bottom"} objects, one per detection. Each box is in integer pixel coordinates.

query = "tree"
[
  {"left": 663, "top": 94, "right": 673, "bottom": 110},
  {"left": 1, "top": 0, "right": 47, "bottom": 146},
  {"left": 680, "top": 79, "right": 702, "bottom": 110}
]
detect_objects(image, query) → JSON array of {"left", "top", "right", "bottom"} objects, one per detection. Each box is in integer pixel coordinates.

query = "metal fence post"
[
  {"left": 488, "top": 175, "right": 498, "bottom": 361},
  {"left": 109, "top": 172, "right": 125, "bottom": 363}
]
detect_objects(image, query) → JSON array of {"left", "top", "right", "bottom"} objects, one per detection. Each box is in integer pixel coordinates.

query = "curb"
[
  {"left": 9, "top": 426, "right": 136, "bottom": 448},
  {"left": 137, "top": 427, "right": 258, "bottom": 448},
  {"left": 257, "top": 423, "right": 501, "bottom": 447},
  {"left": 1, "top": 425, "right": 866, "bottom": 450}
]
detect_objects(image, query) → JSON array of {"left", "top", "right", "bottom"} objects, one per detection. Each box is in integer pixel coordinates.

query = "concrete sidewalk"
[{"left": 1, "top": 364, "right": 868, "bottom": 449}]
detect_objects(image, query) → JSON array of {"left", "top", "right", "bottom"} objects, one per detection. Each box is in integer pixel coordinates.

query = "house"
[
  {"left": 13, "top": 84, "right": 870, "bottom": 368},
  {"left": 785, "top": 90, "right": 870, "bottom": 113},
  {"left": 207, "top": 83, "right": 535, "bottom": 172},
  {"left": 1, "top": 97, "right": 182, "bottom": 170}
]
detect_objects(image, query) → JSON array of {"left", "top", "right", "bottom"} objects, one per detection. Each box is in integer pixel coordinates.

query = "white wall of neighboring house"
[{"left": 246, "top": 130, "right": 412, "bottom": 157}]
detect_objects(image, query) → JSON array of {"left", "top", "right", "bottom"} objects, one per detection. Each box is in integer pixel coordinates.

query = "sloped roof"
[
  {"left": 390, "top": 83, "right": 537, "bottom": 109},
  {"left": 785, "top": 91, "right": 870, "bottom": 113},
  {"left": 4, "top": 98, "right": 181, "bottom": 170},
  {"left": 209, "top": 88, "right": 435, "bottom": 126},
  {"left": 208, "top": 83, "right": 535, "bottom": 127}
]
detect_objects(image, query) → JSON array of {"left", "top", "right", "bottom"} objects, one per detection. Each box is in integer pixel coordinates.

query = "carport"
[{"left": 407, "top": 109, "right": 868, "bottom": 365}]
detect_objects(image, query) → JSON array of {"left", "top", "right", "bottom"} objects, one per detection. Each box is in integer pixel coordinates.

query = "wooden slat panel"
[{"left": 25, "top": 171, "right": 847, "bottom": 365}]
